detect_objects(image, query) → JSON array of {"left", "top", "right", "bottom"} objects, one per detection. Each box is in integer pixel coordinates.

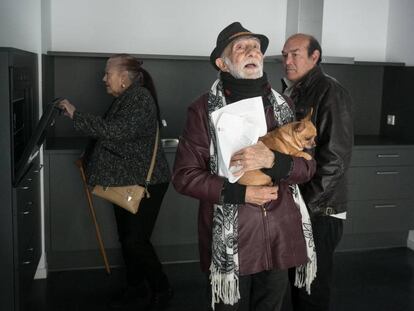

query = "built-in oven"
[{"left": 9, "top": 66, "right": 34, "bottom": 183}]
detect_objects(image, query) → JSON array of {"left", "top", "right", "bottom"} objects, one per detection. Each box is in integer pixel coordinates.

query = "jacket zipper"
[{"left": 262, "top": 206, "right": 272, "bottom": 270}]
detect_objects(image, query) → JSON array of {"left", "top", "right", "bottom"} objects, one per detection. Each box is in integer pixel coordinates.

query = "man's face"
[
  {"left": 281, "top": 36, "right": 319, "bottom": 83},
  {"left": 221, "top": 36, "right": 264, "bottom": 79}
]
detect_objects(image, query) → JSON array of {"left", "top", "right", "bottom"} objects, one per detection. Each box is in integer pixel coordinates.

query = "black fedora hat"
[{"left": 210, "top": 22, "right": 269, "bottom": 70}]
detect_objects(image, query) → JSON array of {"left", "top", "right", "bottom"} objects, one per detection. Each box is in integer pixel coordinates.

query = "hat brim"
[{"left": 210, "top": 33, "right": 269, "bottom": 71}]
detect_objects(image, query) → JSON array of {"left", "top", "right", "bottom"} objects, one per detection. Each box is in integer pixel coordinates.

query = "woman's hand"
[
  {"left": 230, "top": 141, "right": 275, "bottom": 176},
  {"left": 245, "top": 185, "right": 278, "bottom": 205},
  {"left": 58, "top": 99, "right": 76, "bottom": 119}
]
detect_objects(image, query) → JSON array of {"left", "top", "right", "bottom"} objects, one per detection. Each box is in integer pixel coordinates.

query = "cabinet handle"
[
  {"left": 376, "top": 171, "right": 399, "bottom": 175},
  {"left": 374, "top": 204, "right": 397, "bottom": 209},
  {"left": 22, "top": 261, "right": 31, "bottom": 265},
  {"left": 21, "top": 201, "right": 33, "bottom": 215},
  {"left": 377, "top": 154, "right": 400, "bottom": 158},
  {"left": 19, "top": 186, "right": 29, "bottom": 190}
]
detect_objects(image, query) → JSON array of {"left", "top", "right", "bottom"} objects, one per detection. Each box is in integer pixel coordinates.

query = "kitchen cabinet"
[
  {"left": 14, "top": 158, "right": 42, "bottom": 309},
  {"left": 40, "top": 52, "right": 414, "bottom": 268},
  {"left": 44, "top": 140, "right": 199, "bottom": 270},
  {"left": 0, "top": 48, "right": 41, "bottom": 311},
  {"left": 339, "top": 142, "right": 414, "bottom": 250}
]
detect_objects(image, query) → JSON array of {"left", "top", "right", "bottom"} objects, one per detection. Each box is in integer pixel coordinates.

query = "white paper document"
[{"left": 211, "top": 96, "right": 267, "bottom": 183}]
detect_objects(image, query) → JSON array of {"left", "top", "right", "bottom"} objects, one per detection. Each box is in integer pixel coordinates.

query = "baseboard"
[
  {"left": 407, "top": 230, "right": 414, "bottom": 250},
  {"left": 47, "top": 244, "right": 199, "bottom": 271}
]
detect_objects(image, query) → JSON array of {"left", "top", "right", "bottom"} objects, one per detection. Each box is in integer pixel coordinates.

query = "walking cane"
[{"left": 75, "top": 159, "right": 111, "bottom": 275}]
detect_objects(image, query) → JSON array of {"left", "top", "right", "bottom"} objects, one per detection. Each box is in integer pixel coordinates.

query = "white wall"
[
  {"left": 322, "top": 0, "right": 389, "bottom": 61},
  {"left": 0, "top": 0, "right": 48, "bottom": 279},
  {"left": 50, "top": 0, "right": 288, "bottom": 56},
  {"left": 41, "top": 0, "right": 52, "bottom": 54},
  {"left": 286, "top": 0, "right": 324, "bottom": 43},
  {"left": 0, "top": 0, "right": 42, "bottom": 53},
  {"left": 386, "top": 0, "right": 414, "bottom": 65}
]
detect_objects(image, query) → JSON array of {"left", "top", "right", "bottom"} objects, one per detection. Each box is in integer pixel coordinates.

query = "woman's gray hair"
[
  {"left": 109, "top": 54, "right": 162, "bottom": 126},
  {"left": 109, "top": 54, "right": 144, "bottom": 83}
]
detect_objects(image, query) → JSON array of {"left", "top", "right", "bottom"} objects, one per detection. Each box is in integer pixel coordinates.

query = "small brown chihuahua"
[{"left": 237, "top": 109, "right": 317, "bottom": 186}]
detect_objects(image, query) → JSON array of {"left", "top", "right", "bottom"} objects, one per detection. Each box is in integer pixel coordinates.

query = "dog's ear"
[
  {"left": 294, "top": 121, "right": 306, "bottom": 132},
  {"left": 303, "top": 107, "right": 313, "bottom": 121}
]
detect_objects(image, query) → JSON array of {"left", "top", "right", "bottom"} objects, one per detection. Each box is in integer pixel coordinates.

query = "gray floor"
[{"left": 25, "top": 247, "right": 414, "bottom": 311}]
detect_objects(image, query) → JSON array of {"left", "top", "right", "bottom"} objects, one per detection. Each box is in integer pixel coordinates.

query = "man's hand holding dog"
[
  {"left": 245, "top": 185, "right": 278, "bottom": 205},
  {"left": 230, "top": 141, "right": 274, "bottom": 176}
]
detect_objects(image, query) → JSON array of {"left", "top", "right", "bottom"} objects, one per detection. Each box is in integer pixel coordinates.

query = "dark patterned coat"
[{"left": 73, "top": 81, "right": 170, "bottom": 187}]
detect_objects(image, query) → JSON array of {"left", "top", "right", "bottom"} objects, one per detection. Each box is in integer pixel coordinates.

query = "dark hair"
[
  {"left": 109, "top": 54, "right": 162, "bottom": 126},
  {"left": 307, "top": 36, "right": 323, "bottom": 65}
]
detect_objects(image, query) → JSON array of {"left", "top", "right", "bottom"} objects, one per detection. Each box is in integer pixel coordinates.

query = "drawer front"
[
  {"left": 17, "top": 200, "right": 37, "bottom": 251},
  {"left": 18, "top": 238, "right": 41, "bottom": 294},
  {"left": 351, "top": 147, "right": 414, "bottom": 167},
  {"left": 15, "top": 163, "right": 41, "bottom": 250},
  {"left": 15, "top": 178, "right": 36, "bottom": 204},
  {"left": 347, "top": 166, "right": 414, "bottom": 200},
  {"left": 349, "top": 200, "right": 414, "bottom": 233}
]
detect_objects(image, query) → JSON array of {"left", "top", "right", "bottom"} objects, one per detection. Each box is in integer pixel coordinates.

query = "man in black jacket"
[{"left": 281, "top": 34, "right": 353, "bottom": 311}]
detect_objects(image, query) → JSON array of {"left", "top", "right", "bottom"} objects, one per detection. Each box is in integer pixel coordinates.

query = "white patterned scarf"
[
  {"left": 207, "top": 78, "right": 305, "bottom": 308},
  {"left": 292, "top": 184, "right": 317, "bottom": 294}
]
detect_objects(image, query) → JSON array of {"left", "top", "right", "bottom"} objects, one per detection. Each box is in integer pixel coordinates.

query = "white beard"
[{"left": 224, "top": 57, "right": 263, "bottom": 79}]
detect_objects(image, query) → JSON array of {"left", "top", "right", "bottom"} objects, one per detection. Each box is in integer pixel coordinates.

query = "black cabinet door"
[{"left": 0, "top": 48, "right": 39, "bottom": 311}]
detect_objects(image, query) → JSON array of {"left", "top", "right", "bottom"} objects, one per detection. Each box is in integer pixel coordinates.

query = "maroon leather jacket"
[{"left": 172, "top": 93, "right": 316, "bottom": 275}]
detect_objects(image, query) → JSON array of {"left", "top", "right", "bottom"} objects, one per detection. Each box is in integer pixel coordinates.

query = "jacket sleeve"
[
  {"left": 283, "top": 156, "right": 317, "bottom": 185},
  {"left": 172, "top": 96, "right": 225, "bottom": 204},
  {"left": 261, "top": 99, "right": 316, "bottom": 185},
  {"left": 73, "top": 89, "right": 156, "bottom": 140},
  {"left": 303, "top": 83, "right": 354, "bottom": 210}
]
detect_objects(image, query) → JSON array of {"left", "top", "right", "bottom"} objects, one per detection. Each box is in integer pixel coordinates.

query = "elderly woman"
[{"left": 59, "top": 54, "right": 172, "bottom": 310}]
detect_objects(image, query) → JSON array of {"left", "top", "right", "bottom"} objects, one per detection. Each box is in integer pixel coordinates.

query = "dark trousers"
[
  {"left": 211, "top": 268, "right": 288, "bottom": 311},
  {"left": 289, "top": 216, "right": 343, "bottom": 311},
  {"left": 113, "top": 182, "right": 170, "bottom": 293}
]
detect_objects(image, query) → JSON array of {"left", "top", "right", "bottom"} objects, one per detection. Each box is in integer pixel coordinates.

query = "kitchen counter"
[
  {"left": 45, "top": 137, "right": 179, "bottom": 153},
  {"left": 354, "top": 135, "right": 414, "bottom": 146},
  {"left": 45, "top": 135, "right": 414, "bottom": 153}
]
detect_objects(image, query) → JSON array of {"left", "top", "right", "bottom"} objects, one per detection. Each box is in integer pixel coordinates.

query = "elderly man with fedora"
[{"left": 172, "top": 22, "right": 316, "bottom": 311}]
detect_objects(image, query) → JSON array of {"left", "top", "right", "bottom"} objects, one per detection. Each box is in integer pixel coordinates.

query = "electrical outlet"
[{"left": 387, "top": 114, "right": 396, "bottom": 126}]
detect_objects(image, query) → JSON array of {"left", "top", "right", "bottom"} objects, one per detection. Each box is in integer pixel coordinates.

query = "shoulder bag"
[{"left": 91, "top": 125, "right": 159, "bottom": 214}]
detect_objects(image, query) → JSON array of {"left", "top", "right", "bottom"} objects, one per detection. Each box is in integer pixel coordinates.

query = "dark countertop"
[
  {"left": 354, "top": 135, "right": 414, "bottom": 146},
  {"left": 44, "top": 137, "right": 178, "bottom": 153},
  {"left": 44, "top": 135, "right": 414, "bottom": 154}
]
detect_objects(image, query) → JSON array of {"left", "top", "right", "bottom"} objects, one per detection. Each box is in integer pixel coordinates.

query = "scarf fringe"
[
  {"left": 294, "top": 251, "right": 317, "bottom": 294},
  {"left": 210, "top": 263, "right": 240, "bottom": 309}
]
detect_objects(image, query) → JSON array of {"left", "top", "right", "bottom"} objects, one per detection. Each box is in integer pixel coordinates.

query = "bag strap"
[{"left": 144, "top": 123, "right": 160, "bottom": 187}]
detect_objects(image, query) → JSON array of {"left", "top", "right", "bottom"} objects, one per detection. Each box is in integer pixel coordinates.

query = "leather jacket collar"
[{"left": 282, "top": 66, "right": 323, "bottom": 100}]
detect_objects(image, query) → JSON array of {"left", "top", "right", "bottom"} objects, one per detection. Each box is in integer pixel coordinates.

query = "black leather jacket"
[{"left": 283, "top": 66, "right": 353, "bottom": 216}]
